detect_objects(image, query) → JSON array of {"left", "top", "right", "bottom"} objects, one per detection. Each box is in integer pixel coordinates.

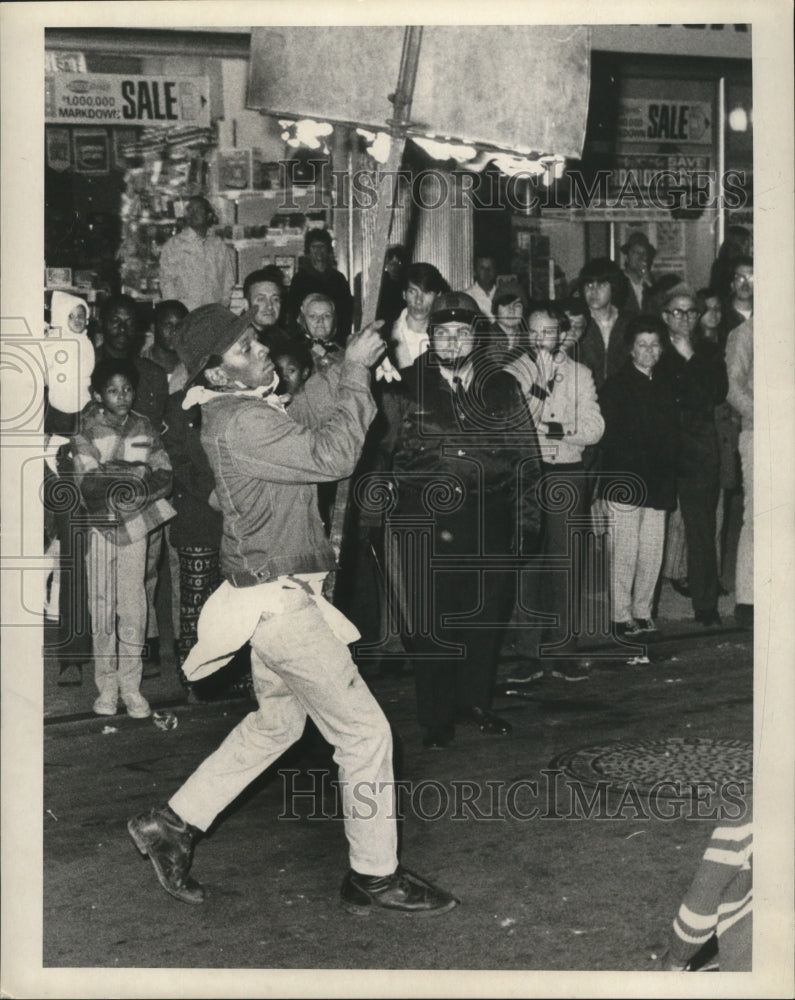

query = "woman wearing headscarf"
[{"left": 42, "top": 291, "right": 96, "bottom": 686}]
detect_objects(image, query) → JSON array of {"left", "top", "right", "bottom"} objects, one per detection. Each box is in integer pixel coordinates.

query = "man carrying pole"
[{"left": 127, "top": 304, "right": 458, "bottom": 917}]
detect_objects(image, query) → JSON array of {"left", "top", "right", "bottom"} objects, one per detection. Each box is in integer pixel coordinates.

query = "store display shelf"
[
  {"left": 44, "top": 285, "right": 105, "bottom": 299},
  {"left": 224, "top": 238, "right": 270, "bottom": 247},
  {"left": 217, "top": 186, "right": 323, "bottom": 200}
]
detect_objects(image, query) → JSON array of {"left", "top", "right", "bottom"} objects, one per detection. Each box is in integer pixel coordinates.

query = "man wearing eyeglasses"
[
  {"left": 659, "top": 287, "right": 729, "bottom": 627},
  {"left": 724, "top": 256, "right": 754, "bottom": 334},
  {"left": 388, "top": 292, "right": 543, "bottom": 747}
]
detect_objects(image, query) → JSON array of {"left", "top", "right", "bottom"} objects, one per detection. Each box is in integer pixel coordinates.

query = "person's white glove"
[{"left": 375, "top": 357, "right": 402, "bottom": 383}]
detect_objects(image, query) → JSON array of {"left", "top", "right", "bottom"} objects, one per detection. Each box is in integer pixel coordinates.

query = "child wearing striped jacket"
[{"left": 72, "top": 358, "right": 174, "bottom": 719}]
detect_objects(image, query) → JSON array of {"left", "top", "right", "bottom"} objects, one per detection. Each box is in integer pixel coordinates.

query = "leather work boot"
[
  {"left": 127, "top": 805, "right": 205, "bottom": 904},
  {"left": 341, "top": 866, "right": 459, "bottom": 916}
]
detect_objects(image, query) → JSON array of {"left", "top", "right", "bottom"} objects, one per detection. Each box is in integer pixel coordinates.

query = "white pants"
[
  {"left": 735, "top": 430, "right": 753, "bottom": 605},
  {"left": 170, "top": 578, "right": 398, "bottom": 877},
  {"left": 87, "top": 527, "right": 147, "bottom": 697},
  {"left": 608, "top": 503, "right": 665, "bottom": 622}
]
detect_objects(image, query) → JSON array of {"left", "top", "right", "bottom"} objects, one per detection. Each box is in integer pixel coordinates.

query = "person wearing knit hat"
[
  {"left": 172, "top": 303, "right": 260, "bottom": 386},
  {"left": 128, "top": 308, "right": 459, "bottom": 917}
]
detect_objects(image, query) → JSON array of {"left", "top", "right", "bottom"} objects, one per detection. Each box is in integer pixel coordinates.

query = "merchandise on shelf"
[
  {"left": 118, "top": 139, "right": 213, "bottom": 300},
  {"left": 119, "top": 140, "right": 336, "bottom": 297}
]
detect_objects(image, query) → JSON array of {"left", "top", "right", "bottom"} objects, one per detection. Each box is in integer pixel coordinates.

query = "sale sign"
[
  {"left": 617, "top": 99, "right": 713, "bottom": 145},
  {"left": 45, "top": 73, "right": 211, "bottom": 127}
]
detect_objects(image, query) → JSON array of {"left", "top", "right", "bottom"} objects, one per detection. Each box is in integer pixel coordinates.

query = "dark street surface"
[{"left": 41, "top": 584, "right": 756, "bottom": 975}]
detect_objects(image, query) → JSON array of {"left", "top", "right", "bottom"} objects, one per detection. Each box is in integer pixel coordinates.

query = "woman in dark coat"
[
  {"left": 598, "top": 315, "right": 680, "bottom": 637},
  {"left": 388, "top": 293, "right": 542, "bottom": 748}
]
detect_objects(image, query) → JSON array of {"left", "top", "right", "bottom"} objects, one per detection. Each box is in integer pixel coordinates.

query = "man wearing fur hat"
[
  {"left": 127, "top": 305, "right": 458, "bottom": 917},
  {"left": 388, "top": 292, "right": 543, "bottom": 748}
]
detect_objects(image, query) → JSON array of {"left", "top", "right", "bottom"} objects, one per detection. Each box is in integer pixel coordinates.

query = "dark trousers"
[
  {"left": 403, "top": 567, "right": 516, "bottom": 734},
  {"left": 52, "top": 515, "right": 93, "bottom": 664},
  {"left": 43, "top": 462, "right": 92, "bottom": 665},
  {"left": 678, "top": 469, "right": 721, "bottom": 615},
  {"left": 522, "top": 464, "right": 587, "bottom": 658}
]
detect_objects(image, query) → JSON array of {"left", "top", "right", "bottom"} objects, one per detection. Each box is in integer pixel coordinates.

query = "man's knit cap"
[{"left": 174, "top": 305, "right": 257, "bottom": 384}]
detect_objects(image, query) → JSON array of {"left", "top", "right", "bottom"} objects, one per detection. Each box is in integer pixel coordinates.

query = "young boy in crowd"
[
  {"left": 72, "top": 358, "right": 174, "bottom": 718},
  {"left": 95, "top": 295, "right": 171, "bottom": 672},
  {"left": 271, "top": 336, "right": 314, "bottom": 398},
  {"left": 142, "top": 299, "right": 189, "bottom": 392}
]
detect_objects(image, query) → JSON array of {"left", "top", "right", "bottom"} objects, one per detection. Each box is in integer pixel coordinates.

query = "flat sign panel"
[
  {"left": 45, "top": 73, "right": 211, "bottom": 127},
  {"left": 617, "top": 98, "right": 713, "bottom": 145},
  {"left": 248, "top": 26, "right": 590, "bottom": 159}
]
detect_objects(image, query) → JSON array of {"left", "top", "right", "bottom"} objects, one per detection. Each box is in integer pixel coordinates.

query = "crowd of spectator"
[
  {"left": 41, "top": 220, "right": 754, "bottom": 951},
  {"left": 42, "top": 224, "right": 754, "bottom": 720}
]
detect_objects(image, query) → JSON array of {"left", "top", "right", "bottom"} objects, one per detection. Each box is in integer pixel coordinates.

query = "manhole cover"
[{"left": 550, "top": 737, "right": 752, "bottom": 798}]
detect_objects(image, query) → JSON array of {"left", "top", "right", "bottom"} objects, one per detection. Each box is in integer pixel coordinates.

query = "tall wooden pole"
[
  {"left": 360, "top": 25, "right": 423, "bottom": 327},
  {"left": 327, "top": 27, "right": 423, "bottom": 603}
]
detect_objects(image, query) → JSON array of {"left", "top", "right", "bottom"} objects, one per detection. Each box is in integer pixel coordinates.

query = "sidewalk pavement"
[
  {"left": 43, "top": 573, "right": 741, "bottom": 722},
  {"left": 39, "top": 592, "right": 754, "bottom": 973}
]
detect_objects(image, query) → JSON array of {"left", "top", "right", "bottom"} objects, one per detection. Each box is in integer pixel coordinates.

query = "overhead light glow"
[
  {"left": 278, "top": 118, "right": 334, "bottom": 151},
  {"left": 412, "top": 137, "right": 478, "bottom": 162},
  {"left": 727, "top": 107, "right": 749, "bottom": 132},
  {"left": 356, "top": 129, "right": 392, "bottom": 164}
]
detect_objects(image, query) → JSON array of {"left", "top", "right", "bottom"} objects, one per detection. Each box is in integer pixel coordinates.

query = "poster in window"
[
  {"left": 112, "top": 128, "right": 137, "bottom": 169},
  {"left": 217, "top": 149, "right": 251, "bottom": 190},
  {"left": 73, "top": 129, "right": 110, "bottom": 175},
  {"left": 46, "top": 128, "right": 71, "bottom": 172}
]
